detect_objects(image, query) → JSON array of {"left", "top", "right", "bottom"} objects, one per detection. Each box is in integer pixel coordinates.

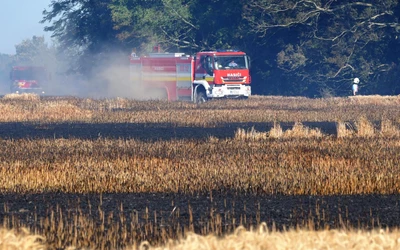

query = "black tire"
[{"left": 196, "top": 91, "right": 207, "bottom": 103}]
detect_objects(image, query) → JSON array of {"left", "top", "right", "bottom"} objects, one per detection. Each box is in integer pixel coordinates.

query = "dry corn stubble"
[
  {"left": 380, "top": 119, "right": 400, "bottom": 137},
  {"left": 146, "top": 226, "right": 400, "bottom": 250},
  {"left": 2, "top": 93, "right": 40, "bottom": 101},
  {"left": 1, "top": 95, "right": 400, "bottom": 249},
  {"left": 1, "top": 95, "right": 400, "bottom": 124},
  {"left": 0, "top": 135, "right": 399, "bottom": 195},
  {"left": 2, "top": 225, "right": 400, "bottom": 250}
]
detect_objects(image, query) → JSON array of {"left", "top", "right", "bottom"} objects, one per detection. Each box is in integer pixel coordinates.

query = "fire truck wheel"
[{"left": 196, "top": 91, "right": 207, "bottom": 103}]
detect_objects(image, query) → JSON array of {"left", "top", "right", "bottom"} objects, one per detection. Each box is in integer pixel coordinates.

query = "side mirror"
[{"left": 246, "top": 56, "right": 251, "bottom": 69}]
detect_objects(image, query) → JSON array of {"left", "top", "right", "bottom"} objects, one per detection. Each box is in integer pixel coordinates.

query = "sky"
[{"left": 0, "top": 0, "right": 52, "bottom": 55}]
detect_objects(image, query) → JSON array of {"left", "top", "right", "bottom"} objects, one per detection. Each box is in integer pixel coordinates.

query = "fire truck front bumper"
[
  {"left": 208, "top": 84, "right": 251, "bottom": 98},
  {"left": 11, "top": 87, "right": 45, "bottom": 95}
]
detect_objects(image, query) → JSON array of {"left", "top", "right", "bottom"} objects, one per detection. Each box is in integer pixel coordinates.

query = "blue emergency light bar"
[{"left": 216, "top": 49, "right": 239, "bottom": 52}]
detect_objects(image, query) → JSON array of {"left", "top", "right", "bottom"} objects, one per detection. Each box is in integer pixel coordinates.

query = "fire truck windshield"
[{"left": 214, "top": 56, "right": 248, "bottom": 70}]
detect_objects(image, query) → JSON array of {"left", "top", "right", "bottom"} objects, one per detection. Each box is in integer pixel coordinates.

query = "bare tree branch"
[
  {"left": 244, "top": 0, "right": 400, "bottom": 87},
  {"left": 162, "top": 0, "right": 198, "bottom": 30},
  {"left": 244, "top": 1, "right": 376, "bottom": 32}
]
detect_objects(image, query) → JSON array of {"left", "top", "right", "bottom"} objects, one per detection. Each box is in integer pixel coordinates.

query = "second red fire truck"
[
  {"left": 130, "top": 49, "right": 251, "bottom": 102},
  {"left": 10, "top": 66, "right": 48, "bottom": 94}
]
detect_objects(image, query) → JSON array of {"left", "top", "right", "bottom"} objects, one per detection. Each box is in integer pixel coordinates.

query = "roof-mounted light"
[{"left": 216, "top": 49, "right": 239, "bottom": 52}]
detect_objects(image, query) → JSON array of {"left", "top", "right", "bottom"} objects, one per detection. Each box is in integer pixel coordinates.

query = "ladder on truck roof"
[{"left": 148, "top": 53, "right": 188, "bottom": 58}]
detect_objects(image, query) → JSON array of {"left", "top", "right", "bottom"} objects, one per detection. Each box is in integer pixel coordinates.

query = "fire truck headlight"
[
  {"left": 216, "top": 88, "right": 223, "bottom": 95},
  {"left": 246, "top": 86, "right": 251, "bottom": 94}
]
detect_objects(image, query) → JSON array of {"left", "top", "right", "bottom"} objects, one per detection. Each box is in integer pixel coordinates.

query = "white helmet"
[{"left": 353, "top": 78, "right": 360, "bottom": 84}]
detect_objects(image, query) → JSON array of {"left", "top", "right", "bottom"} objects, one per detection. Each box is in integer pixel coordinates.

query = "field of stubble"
[{"left": 0, "top": 94, "right": 399, "bottom": 249}]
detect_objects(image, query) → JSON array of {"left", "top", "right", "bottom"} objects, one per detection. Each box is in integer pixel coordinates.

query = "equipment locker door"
[{"left": 176, "top": 61, "right": 192, "bottom": 100}]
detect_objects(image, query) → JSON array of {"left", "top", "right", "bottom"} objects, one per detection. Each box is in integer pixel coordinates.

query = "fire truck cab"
[
  {"left": 10, "top": 66, "right": 47, "bottom": 94},
  {"left": 129, "top": 49, "right": 251, "bottom": 103}
]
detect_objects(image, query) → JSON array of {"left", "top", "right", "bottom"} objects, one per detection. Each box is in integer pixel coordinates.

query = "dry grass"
[
  {"left": 348, "top": 95, "right": 400, "bottom": 106},
  {"left": 145, "top": 225, "right": 400, "bottom": 250},
  {"left": 0, "top": 228, "right": 45, "bottom": 250},
  {"left": 282, "top": 122, "right": 323, "bottom": 138},
  {"left": 0, "top": 95, "right": 399, "bottom": 125},
  {"left": 355, "top": 116, "right": 376, "bottom": 137},
  {"left": 235, "top": 122, "right": 323, "bottom": 140},
  {"left": 2, "top": 93, "right": 40, "bottom": 101},
  {"left": 380, "top": 119, "right": 400, "bottom": 137},
  {"left": 337, "top": 117, "right": 400, "bottom": 138},
  {"left": 336, "top": 121, "right": 355, "bottom": 138},
  {"left": 268, "top": 121, "right": 284, "bottom": 138},
  {"left": 0, "top": 100, "right": 92, "bottom": 122},
  {"left": 234, "top": 127, "right": 268, "bottom": 141},
  {"left": 2, "top": 226, "right": 400, "bottom": 250},
  {"left": 0, "top": 136, "right": 399, "bottom": 195}
]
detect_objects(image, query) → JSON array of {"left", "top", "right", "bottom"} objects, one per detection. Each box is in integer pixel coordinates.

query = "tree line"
[{"left": 3, "top": 0, "right": 400, "bottom": 97}]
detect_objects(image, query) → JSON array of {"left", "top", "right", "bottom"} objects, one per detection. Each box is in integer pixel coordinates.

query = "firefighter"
[
  {"left": 228, "top": 60, "right": 238, "bottom": 67},
  {"left": 352, "top": 78, "right": 359, "bottom": 96},
  {"left": 131, "top": 49, "right": 137, "bottom": 59}
]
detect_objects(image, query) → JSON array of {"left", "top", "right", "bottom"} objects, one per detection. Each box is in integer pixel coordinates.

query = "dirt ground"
[
  {"left": 1, "top": 192, "right": 399, "bottom": 232},
  {"left": 0, "top": 121, "right": 338, "bottom": 140}
]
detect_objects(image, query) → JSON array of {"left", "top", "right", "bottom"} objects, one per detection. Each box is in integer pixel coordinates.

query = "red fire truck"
[
  {"left": 129, "top": 49, "right": 251, "bottom": 102},
  {"left": 10, "top": 66, "right": 47, "bottom": 94}
]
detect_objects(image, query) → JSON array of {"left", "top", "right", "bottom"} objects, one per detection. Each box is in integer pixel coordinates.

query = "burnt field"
[{"left": 0, "top": 94, "right": 399, "bottom": 249}]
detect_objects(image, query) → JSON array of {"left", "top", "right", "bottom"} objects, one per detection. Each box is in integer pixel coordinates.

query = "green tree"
[
  {"left": 13, "top": 36, "right": 53, "bottom": 66},
  {"left": 41, "top": 0, "right": 125, "bottom": 74},
  {"left": 108, "top": 0, "right": 196, "bottom": 52},
  {"left": 42, "top": 0, "right": 253, "bottom": 74},
  {"left": 109, "top": 0, "right": 252, "bottom": 52},
  {"left": 243, "top": 0, "right": 400, "bottom": 96}
]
